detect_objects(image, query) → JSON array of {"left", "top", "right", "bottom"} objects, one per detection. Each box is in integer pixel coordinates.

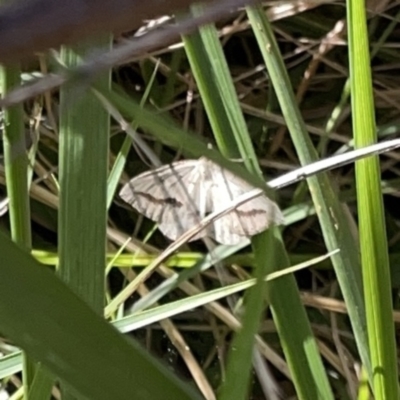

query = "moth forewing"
[{"left": 119, "top": 160, "right": 209, "bottom": 241}]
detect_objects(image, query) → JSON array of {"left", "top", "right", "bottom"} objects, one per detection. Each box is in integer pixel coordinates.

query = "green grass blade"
[
  {"left": 189, "top": 6, "right": 259, "bottom": 171},
  {"left": 182, "top": 30, "right": 238, "bottom": 157},
  {"left": 0, "top": 68, "right": 30, "bottom": 248},
  {"left": 58, "top": 36, "right": 111, "bottom": 398},
  {"left": 0, "top": 61, "right": 41, "bottom": 398},
  {"left": 347, "top": 0, "right": 399, "bottom": 397},
  {"left": 246, "top": 5, "right": 371, "bottom": 385},
  {"left": 0, "top": 351, "right": 22, "bottom": 379},
  {"left": 0, "top": 232, "right": 202, "bottom": 400},
  {"left": 28, "top": 367, "right": 54, "bottom": 400},
  {"left": 59, "top": 38, "right": 110, "bottom": 312}
]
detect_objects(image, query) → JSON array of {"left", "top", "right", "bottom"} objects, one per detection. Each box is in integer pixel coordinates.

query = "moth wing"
[
  {"left": 155, "top": 166, "right": 210, "bottom": 241},
  {"left": 209, "top": 165, "right": 284, "bottom": 245},
  {"left": 120, "top": 160, "right": 209, "bottom": 241}
]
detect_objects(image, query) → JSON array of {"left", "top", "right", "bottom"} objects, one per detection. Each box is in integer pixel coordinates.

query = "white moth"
[{"left": 119, "top": 157, "right": 284, "bottom": 245}]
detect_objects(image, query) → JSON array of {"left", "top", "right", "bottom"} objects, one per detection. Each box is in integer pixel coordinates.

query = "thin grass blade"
[{"left": 348, "top": 0, "right": 399, "bottom": 397}]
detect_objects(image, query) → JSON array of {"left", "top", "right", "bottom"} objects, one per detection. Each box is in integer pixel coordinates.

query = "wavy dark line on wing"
[
  {"left": 131, "top": 191, "right": 183, "bottom": 207},
  {"left": 234, "top": 208, "right": 268, "bottom": 217}
]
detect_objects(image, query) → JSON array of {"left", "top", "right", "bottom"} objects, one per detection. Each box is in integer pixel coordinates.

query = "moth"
[{"left": 119, "top": 157, "right": 284, "bottom": 245}]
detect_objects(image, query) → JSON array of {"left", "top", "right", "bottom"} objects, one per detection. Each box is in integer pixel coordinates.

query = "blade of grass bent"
[
  {"left": 348, "top": 0, "right": 398, "bottom": 397},
  {"left": 247, "top": 4, "right": 370, "bottom": 383}
]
